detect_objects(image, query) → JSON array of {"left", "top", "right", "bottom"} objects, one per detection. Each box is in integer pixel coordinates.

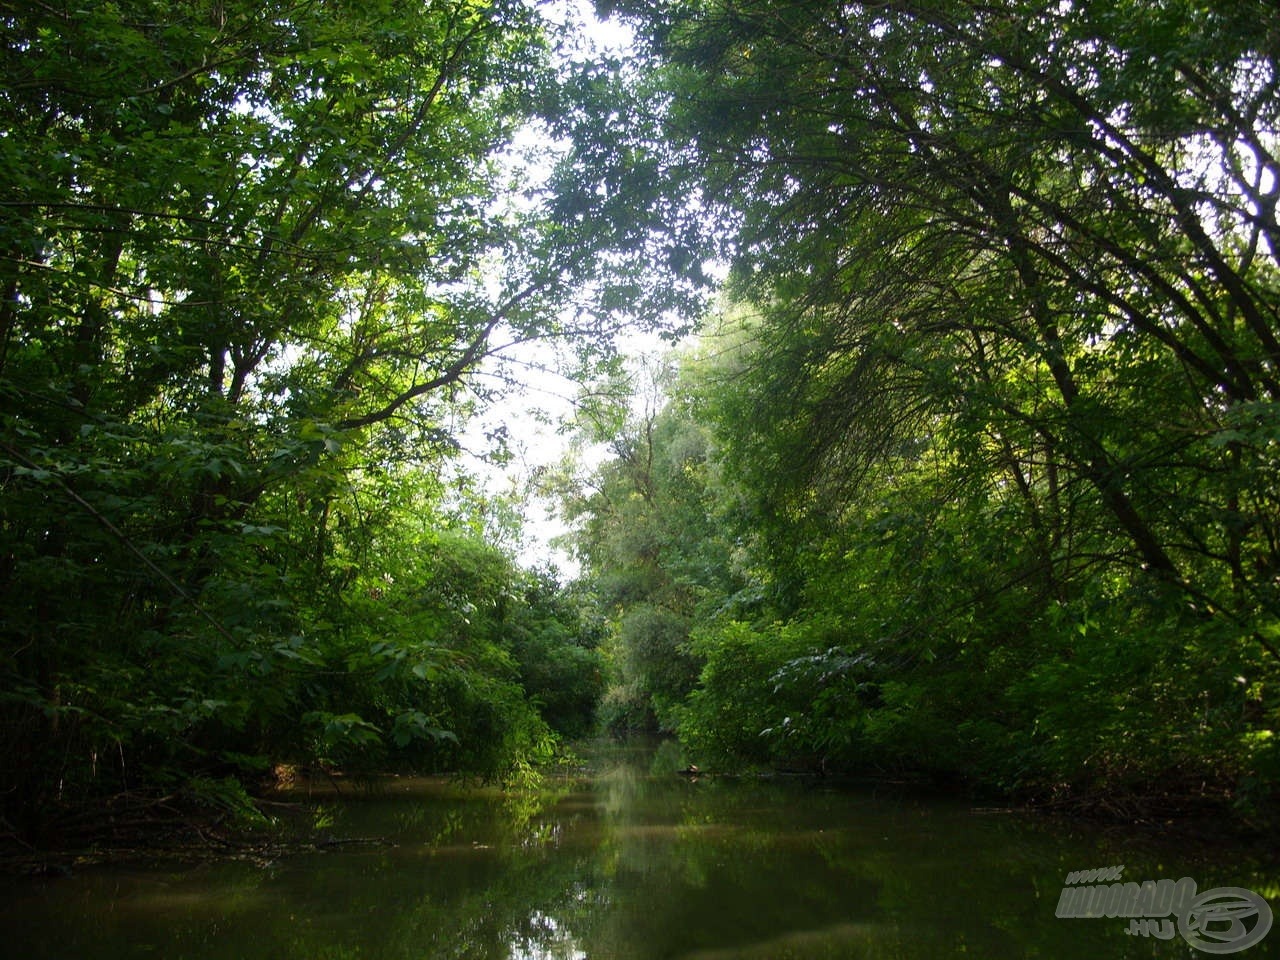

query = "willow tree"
[{"left": 603, "top": 0, "right": 1280, "bottom": 796}]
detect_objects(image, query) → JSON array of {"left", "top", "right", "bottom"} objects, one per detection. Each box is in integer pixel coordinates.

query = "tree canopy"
[
  {"left": 564, "top": 0, "right": 1280, "bottom": 814},
  {"left": 0, "top": 0, "right": 652, "bottom": 842},
  {"left": 4, "top": 0, "right": 1280, "bottom": 846}
]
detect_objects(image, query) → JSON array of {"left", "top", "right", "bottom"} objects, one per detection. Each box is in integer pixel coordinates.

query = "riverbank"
[
  {"left": 4, "top": 753, "right": 1275, "bottom": 878},
  {"left": 3, "top": 741, "right": 1277, "bottom": 960}
]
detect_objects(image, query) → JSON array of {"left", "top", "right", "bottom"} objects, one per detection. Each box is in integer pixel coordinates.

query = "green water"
[{"left": 4, "top": 742, "right": 1278, "bottom": 959}]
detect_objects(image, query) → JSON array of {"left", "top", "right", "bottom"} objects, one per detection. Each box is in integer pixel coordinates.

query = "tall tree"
[
  {"left": 611, "top": 0, "right": 1280, "bottom": 653},
  {"left": 556, "top": 355, "right": 746, "bottom": 730},
  {"left": 590, "top": 0, "right": 1280, "bottom": 802},
  {"left": 0, "top": 0, "right": 668, "bottom": 836}
]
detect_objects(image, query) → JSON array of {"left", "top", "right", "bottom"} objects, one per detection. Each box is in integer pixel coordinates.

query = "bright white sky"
[{"left": 456, "top": 330, "right": 669, "bottom": 576}]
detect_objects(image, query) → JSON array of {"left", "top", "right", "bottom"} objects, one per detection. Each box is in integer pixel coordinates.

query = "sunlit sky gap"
[{"left": 452, "top": 1, "right": 660, "bottom": 575}]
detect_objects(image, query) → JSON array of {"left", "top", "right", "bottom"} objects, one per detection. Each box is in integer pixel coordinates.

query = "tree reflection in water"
[{"left": 3, "top": 742, "right": 1277, "bottom": 959}]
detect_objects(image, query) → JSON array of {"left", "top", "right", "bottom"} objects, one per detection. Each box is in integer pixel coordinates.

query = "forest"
[{"left": 2, "top": 0, "right": 1279, "bottom": 851}]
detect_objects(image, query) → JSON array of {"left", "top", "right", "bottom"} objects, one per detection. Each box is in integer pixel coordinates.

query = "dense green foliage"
[
  {"left": 0, "top": 0, "right": 631, "bottom": 842},
  {"left": 567, "top": 0, "right": 1280, "bottom": 814},
  {"left": 556, "top": 359, "right": 748, "bottom": 733},
  {"left": 5, "top": 0, "right": 1280, "bottom": 848}
]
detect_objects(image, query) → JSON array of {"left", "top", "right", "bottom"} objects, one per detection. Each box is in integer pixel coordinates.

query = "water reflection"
[{"left": 3, "top": 741, "right": 1277, "bottom": 959}]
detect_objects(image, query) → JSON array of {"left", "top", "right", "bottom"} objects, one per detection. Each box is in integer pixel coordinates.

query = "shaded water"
[{"left": 3, "top": 741, "right": 1277, "bottom": 958}]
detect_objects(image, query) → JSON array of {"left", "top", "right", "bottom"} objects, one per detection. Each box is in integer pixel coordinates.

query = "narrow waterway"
[{"left": 4, "top": 741, "right": 1277, "bottom": 958}]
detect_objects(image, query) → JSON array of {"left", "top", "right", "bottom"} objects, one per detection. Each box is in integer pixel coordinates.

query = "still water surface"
[{"left": 4, "top": 741, "right": 1277, "bottom": 959}]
